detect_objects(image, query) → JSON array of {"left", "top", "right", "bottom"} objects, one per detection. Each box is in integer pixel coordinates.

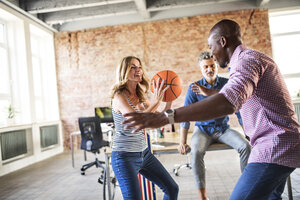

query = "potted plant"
[{"left": 7, "top": 104, "right": 16, "bottom": 125}]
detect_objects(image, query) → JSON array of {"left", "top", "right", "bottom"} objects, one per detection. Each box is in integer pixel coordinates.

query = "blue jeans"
[
  {"left": 229, "top": 163, "right": 295, "bottom": 200},
  {"left": 111, "top": 148, "right": 179, "bottom": 200}
]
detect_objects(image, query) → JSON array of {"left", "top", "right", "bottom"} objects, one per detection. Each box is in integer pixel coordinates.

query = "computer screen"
[{"left": 94, "top": 107, "right": 114, "bottom": 123}]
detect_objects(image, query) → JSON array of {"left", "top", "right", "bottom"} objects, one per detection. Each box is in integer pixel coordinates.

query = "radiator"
[
  {"left": 1, "top": 130, "right": 27, "bottom": 161},
  {"left": 40, "top": 125, "right": 58, "bottom": 148}
]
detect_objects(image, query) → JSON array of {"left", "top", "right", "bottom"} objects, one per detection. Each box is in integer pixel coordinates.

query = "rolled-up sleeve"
[
  {"left": 180, "top": 121, "right": 190, "bottom": 129},
  {"left": 220, "top": 57, "right": 262, "bottom": 111}
]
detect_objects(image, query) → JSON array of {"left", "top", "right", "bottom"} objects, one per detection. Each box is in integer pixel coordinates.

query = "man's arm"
[
  {"left": 178, "top": 126, "right": 191, "bottom": 154},
  {"left": 177, "top": 84, "right": 195, "bottom": 154},
  {"left": 175, "top": 93, "right": 235, "bottom": 123},
  {"left": 123, "top": 93, "right": 235, "bottom": 132},
  {"left": 191, "top": 82, "right": 220, "bottom": 96}
]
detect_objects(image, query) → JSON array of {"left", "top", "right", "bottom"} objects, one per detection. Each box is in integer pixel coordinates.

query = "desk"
[{"left": 152, "top": 132, "right": 233, "bottom": 154}]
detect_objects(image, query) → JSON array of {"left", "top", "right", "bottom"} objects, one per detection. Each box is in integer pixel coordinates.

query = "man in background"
[{"left": 178, "top": 51, "right": 251, "bottom": 200}]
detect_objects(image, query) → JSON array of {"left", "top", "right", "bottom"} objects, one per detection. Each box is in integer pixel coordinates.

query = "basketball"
[{"left": 150, "top": 70, "right": 182, "bottom": 102}]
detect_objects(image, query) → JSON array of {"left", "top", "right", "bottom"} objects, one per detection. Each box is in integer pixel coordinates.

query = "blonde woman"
[{"left": 111, "top": 56, "right": 178, "bottom": 200}]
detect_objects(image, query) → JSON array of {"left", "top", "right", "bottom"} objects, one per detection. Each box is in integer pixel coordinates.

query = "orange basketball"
[{"left": 150, "top": 70, "right": 182, "bottom": 102}]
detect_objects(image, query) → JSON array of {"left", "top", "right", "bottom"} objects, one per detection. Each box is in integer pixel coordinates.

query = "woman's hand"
[
  {"left": 152, "top": 78, "right": 169, "bottom": 103},
  {"left": 145, "top": 78, "right": 169, "bottom": 113}
]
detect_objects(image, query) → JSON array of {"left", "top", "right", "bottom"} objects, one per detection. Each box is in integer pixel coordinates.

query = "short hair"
[
  {"left": 209, "top": 19, "right": 242, "bottom": 42},
  {"left": 198, "top": 51, "right": 212, "bottom": 64}
]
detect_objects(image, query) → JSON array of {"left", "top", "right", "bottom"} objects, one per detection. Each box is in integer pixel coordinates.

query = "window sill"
[{"left": 292, "top": 98, "right": 300, "bottom": 104}]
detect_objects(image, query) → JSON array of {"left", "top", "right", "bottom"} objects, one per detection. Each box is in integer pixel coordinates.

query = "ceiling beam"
[
  {"left": 5, "top": 0, "right": 19, "bottom": 6},
  {"left": 256, "top": 0, "right": 271, "bottom": 7},
  {"left": 12, "top": 0, "right": 300, "bottom": 32},
  {"left": 41, "top": 2, "right": 137, "bottom": 25},
  {"left": 133, "top": 0, "right": 150, "bottom": 19},
  {"left": 25, "top": 0, "right": 133, "bottom": 14},
  {"left": 147, "top": 0, "right": 249, "bottom": 12}
]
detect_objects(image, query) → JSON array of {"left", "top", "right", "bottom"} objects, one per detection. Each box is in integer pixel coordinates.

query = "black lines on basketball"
[{"left": 150, "top": 70, "right": 182, "bottom": 102}]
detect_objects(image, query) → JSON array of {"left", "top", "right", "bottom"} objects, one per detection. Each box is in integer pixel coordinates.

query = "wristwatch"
[{"left": 164, "top": 109, "right": 175, "bottom": 124}]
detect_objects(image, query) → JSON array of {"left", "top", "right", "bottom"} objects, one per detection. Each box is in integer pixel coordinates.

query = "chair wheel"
[
  {"left": 98, "top": 177, "right": 103, "bottom": 184},
  {"left": 112, "top": 177, "right": 117, "bottom": 184},
  {"left": 173, "top": 168, "right": 179, "bottom": 176}
]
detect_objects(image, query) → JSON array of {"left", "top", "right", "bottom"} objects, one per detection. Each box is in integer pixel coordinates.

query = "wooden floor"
[{"left": 0, "top": 148, "right": 299, "bottom": 200}]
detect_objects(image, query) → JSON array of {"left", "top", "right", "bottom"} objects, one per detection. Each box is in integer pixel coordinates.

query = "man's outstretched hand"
[
  {"left": 192, "top": 82, "right": 219, "bottom": 96},
  {"left": 123, "top": 112, "right": 169, "bottom": 133}
]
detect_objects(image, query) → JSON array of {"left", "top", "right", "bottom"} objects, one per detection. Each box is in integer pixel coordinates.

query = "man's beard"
[{"left": 205, "top": 75, "right": 216, "bottom": 82}]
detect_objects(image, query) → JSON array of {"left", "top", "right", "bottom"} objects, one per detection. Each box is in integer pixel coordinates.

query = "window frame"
[
  {"left": 30, "top": 32, "right": 46, "bottom": 121},
  {"left": 269, "top": 10, "right": 300, "bottom": 99},
  {"left": 0, "top": 19, "right": 13, "bottom": 123}
]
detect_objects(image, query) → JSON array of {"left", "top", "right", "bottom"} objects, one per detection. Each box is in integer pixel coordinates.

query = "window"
[
  {"left": 0, "top": 23, "right": 4, "bottom": 43},
  {"left": 0, "top": 21, "right": 11, "bottom": 125},
  {"left": 269, "top": 10, "right": 300, "bottom": 98},
  {"left": 0, "top": 8, "right": 59, "bottom": 126},
  {"left": 30, "top": 25, "right": 59, "bottom": 122},
  {"left": 0, "top": 3, "right": 62, "bottom": 176}
]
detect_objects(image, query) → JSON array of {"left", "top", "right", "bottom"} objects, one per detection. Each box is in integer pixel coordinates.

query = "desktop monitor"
[{"left": 95, "top": 107, "right": 114, "bottom": 123}]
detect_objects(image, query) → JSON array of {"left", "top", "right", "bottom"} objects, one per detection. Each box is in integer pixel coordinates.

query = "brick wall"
[{"left": 54, "top": 9, "right": 272, "bottom": 149}]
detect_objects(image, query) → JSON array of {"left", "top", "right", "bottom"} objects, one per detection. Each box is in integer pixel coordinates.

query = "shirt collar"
[
  {"left": 202, "top": 76, "right": 219, "bottom": 88},
  {"left": 228, "top": 44, "right": 247, "bottom": 71}
]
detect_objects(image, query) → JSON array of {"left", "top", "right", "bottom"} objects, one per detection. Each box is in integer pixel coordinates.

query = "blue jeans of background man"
[
  {"left": 111, "top": 148, "right": 179, "bottom": 200},
  {"left": 229, "top": 163, "right": 295, "bottom": 200},
  {"left": 190, "top": 126, "right": 251, "bottom": 189}
]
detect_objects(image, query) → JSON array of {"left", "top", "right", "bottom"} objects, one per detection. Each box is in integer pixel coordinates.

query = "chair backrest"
[{"left": 78, "top": 117, "right": 108, "bottom": 151}]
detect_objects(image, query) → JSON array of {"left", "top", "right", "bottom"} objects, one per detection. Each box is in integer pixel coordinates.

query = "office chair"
[
  {"left": 78, "top": 117, "right": 109, "bottom": 178},
  {"left": 173, "top": 153, "right": 192, "bottom": 176}
]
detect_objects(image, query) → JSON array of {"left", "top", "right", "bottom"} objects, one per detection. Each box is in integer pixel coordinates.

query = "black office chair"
[{"left": 78, "top": 117, "right": 109, "bottom": 178}]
